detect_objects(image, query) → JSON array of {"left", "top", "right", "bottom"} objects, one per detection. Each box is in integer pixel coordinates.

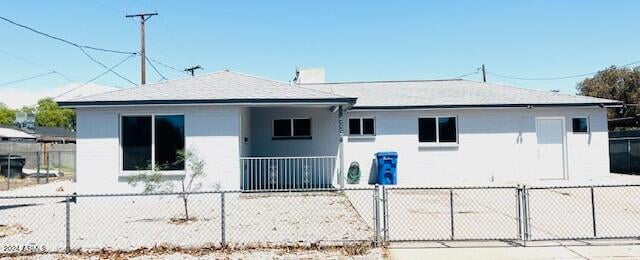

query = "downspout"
[{"left": 338, "top": 105, "right": 345, "bottom": 190}]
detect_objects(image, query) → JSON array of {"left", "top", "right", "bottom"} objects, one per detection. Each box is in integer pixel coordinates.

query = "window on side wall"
[
  {"left": 273, "top": 118, "right": 311, "bottom": 139},
  {"left": 418, "top": 116, "right": 457, "bottom": 144},
  {"left": 572, "top": 117, "right": 589, "bottom": 133},
  {"left": 349, "top": 118, "right": 375, "bottom": 136},
  {"left": 121, "top": 115, "right": 185, "bottom": 171}
]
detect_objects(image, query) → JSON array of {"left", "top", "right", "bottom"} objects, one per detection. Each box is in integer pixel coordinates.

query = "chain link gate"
[
  {"left": 380, "top": 186, "right": 523, "bottom": 242},
  {"left": 378, "top": 184, "right": 640, "bottom": 245}
]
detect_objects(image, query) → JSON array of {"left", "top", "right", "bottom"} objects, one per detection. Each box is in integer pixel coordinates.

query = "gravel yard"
[{"left": 0, "top": 189, "right": 374, "bottom": 253}]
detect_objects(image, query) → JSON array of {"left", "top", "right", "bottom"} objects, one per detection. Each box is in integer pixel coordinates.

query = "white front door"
[{"left": 535, "top": 118, "right": 566, "bottom": 179}]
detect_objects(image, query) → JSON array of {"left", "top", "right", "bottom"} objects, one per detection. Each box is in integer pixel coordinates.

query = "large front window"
[{"left": 121, "top": 115, "right": 185, "bottom": 171}]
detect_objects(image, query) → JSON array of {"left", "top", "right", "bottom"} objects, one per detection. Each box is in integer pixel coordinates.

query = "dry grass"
[
  {"left": 3, "top": 242, "right": 374, "bottom": 259},
  {"left": 0, "top": 224, "right": 31, "bottom": 237}
]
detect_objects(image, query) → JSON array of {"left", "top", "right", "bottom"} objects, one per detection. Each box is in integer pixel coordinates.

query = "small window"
[
  {"left": 362, "top": 118, "right": 375, "bottom": 135},
  {"left": 349, "top": 118, "right": 375, "bottom": 136},
  {"left": 419, "top": 116, "right": 457, "bottom": 143},
  {"left": 293, "top": 119, "right": 311, "bottom": 137},
  {"left": 273, "top": 118, "right": 311, "bottom": 138},
  {"left": 348, "top": 119, "right": 361, "bottom": 135},
  {"left": 273, "top": 119, "right": 292, "bottom": 137},
  {"left": 438, "top": 117, "right": 457, "bottom": 142},
  {"left": 572, "top": 117, "right": 589, "bottom": 133},
  {"left": 418, "top": 118, "right": 437, "bottom": 142}
]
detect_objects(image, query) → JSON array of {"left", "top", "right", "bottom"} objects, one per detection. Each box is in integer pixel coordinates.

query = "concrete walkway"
[{"left": 388, "top": 240, "right": 640, "bottom": 259}]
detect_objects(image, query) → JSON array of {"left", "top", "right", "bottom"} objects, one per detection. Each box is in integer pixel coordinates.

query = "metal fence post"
[
  {"left": 516, "top": 186, "right": 522, "bottom": 242},
  {"left": 58, "top": 151, "right": 62, "bottom": 175},
  {"left": 220, "top": 192, "right": 226, "bottom": 247},
  {"left": 65, "top": 195, "right": 71, "bottom": 253},
  {"left": 523, "top": 186, "right": 530, "bottom": 245},
  {"left": 382, "top": 185, "right": 389, "bottom": 243},
  {"left": 73, "top": 151, "right": 77, "bottom": 183},
  {"left": 373, "top": 184, "right": 380, "bottom": 247},
  {"left": 590, "top": 186, "right": 597, "bottom": 238},
  {"left": 46, "top": 151, "right": 50, "bottom": 183},
  {"left": 36, "top": 151, "right": 41, "bottom": 184},
  {"left": 6, "top": 150, "right": 11, "bottom": 190},
  {"left": 449, "top": 188, "right": 454, "bottom": 240}
]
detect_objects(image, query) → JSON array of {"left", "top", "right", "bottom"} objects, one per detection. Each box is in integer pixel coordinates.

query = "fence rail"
[{"left": 240, "top": 156, "right": 336, "bottom": 191}]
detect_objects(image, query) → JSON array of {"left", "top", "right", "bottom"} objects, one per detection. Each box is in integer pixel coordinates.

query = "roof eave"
[
  {"left": 57, "top": 98, "right": 357, "bottom": 108},
  {"left": 350, "top": 102, "right": 623, "bottom": 110}
]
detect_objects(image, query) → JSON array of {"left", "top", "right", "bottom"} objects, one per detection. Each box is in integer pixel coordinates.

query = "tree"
[
  {"left": 127, "top": 148, "right": 208, "bottom": 221},
  {"left": 34, "top": 98, "right": 75, "bottom": 130},
  {"left": 0, "top": 103, "right": 16, "bottom": 125},
  {"left": 577, "top": 66, "right": 640, "bottom": 119}
]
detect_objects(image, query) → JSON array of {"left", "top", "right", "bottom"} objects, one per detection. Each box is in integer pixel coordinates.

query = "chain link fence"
[
  {"left": 0, "top": 188, "right": 377, "bottom": 254},
  {"left": 4, "top": 184, "right": 640, "bottom": 254},
  {"left": 1, "top": 150, "right": 76, "bottom": 191}
]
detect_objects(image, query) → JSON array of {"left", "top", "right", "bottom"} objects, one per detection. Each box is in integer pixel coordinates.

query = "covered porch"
[{"left": 239, "top": 105, "right": 345, "bottom": 191}]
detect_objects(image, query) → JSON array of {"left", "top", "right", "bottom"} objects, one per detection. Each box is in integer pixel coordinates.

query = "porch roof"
[{"left": 58, "top": 70, "right": 355, "bottom": 107}]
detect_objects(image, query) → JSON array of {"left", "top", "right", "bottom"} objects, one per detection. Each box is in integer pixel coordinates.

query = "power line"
[
  {"left": 0, "top": 15, "right": 139, "bottom": 85},
  {"left": 78, "top": 47, "right": 137, "bottom": 86},
  {"left": 145, "top": 56, "right": 168, "bottom": 81},
  {"left": 0, "top": 15, "right": 137, "bottom": 55},
  {"left": 488, "top": 60, "right": 640, "bottom": 81},
  {"left": 0, "top": 71, "right": 57, "bottom": 87},
  {"left": 0, "top": 48, "right": 76, "bottom": 82},
  {"left": 453, "top": 69, "right": 481, "bottom": 79},
  {"left": 147, "top": 57, "right": 187, "bottom": 74},
  {"left": 53, "top": 54, "right": 136, "bottom": 99}
]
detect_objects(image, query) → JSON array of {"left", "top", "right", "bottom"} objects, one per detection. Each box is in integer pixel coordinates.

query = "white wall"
[
  {"left": 343, "top": 107, "right": 610, "bottom": 187},
  {"left": 247, "top": 107, "right": 339, "bottom": 157},
  {"left": 75, "top": 105, "right": 242, "bottom": 193}
]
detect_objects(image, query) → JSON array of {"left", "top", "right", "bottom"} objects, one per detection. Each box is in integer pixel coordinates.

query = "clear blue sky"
[{"left": 1, "top": 0, "right": 639, "bottom": 94}]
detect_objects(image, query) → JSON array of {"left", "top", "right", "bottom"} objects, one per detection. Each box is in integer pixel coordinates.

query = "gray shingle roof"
[
  {"left": 59, "top": 70, "right": 621, "bottom": 109},
  {"left": 301, "top": 79, "right": 621, "bottom": 109},
  {"left": 58, "top": 70, "right": 354, "bottom": 106}
]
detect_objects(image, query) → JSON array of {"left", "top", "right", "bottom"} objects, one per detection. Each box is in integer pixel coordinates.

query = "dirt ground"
[
  {"left": 1, "top": 246, "right": 383, "bottom": 259},
  {"left": 0, "top": 189, "right": 375, "bottom": 252}
]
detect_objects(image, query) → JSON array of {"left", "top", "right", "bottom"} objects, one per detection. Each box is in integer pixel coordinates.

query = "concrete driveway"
[{"left": 388, "top": 240, "right": 640, "bottom": 260}]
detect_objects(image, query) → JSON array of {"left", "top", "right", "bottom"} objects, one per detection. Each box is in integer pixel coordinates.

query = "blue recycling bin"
[{"left": 375, "top": 152, "right": 397, "bottom": 185}]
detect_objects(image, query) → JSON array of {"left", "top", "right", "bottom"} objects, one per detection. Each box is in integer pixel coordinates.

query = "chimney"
[{"left": 295, "top": 68, "right": 325, "bottom": 84}]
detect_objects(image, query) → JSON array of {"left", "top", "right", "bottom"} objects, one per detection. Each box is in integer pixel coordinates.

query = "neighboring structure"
[
  {"left": 1, "top": 125, "right": 75, "bottom": 144},
  {"left": 58, "top": 70, "right": 621, "bottom": 193},
  {"left": 0, "top": 127, "right": 36, "bottom": 142}
]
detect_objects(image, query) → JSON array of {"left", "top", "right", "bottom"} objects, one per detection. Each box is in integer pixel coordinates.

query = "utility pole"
[
  {"left": 481, "top": 64, "right": 487, "bottom": 82},
  {"left": 184, "top": 65, "right": 203, "bottom": 77},
  {"left": 126, "top": 12, "right": 158, "bottom": 85}
]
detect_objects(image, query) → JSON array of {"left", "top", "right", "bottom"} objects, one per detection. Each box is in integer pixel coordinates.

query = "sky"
[{"left": 1, "top": 1, "right": 639, "bottom": 107}]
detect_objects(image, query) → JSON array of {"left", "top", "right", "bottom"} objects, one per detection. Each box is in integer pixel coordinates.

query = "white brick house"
[{"left": 58, "top": 70, "right": 621, "bottom": 193}]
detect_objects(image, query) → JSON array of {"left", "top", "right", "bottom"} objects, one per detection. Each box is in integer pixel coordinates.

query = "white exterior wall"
[
  {"left": 343, "top": 107, "right": 610, "bottom": 186},
  {"left": 75, "top": 105, "right": 242, "bottom": 193},
  {"left": 247, "top": 107, "right": 339, "bottom": 157}
]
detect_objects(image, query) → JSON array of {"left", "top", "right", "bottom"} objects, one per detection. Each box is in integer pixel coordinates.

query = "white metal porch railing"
[{"left": 240, "top": 156, "right": 337, "bottom": 191}]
